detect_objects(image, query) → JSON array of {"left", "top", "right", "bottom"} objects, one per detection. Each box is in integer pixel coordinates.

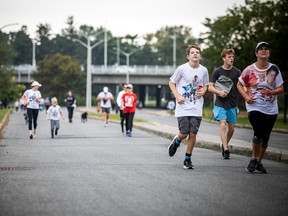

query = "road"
[{"left": 0, "top": 109, "right": 288, "bottom": 216}]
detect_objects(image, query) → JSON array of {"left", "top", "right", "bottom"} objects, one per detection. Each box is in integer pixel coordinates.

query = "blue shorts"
[{"left": 213, "top": 106, "right": 238, "bottom": 123}]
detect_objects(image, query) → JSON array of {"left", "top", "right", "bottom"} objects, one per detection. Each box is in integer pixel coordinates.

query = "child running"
[{"left": 46, "top": 97, "right": 64, "bottom": 138}]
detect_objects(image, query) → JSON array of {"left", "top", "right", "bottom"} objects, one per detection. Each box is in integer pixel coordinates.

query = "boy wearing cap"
[
  {"left": 237, "top": 41, "right": 284, "bottom": 173},
  {"left": 168, "top": 45, "right": 209, "bottom": 169},
  {"left": 97, "top": 87, "right": 114, "bottom": 127},
  {"left": 22, "top": 81, "right": 42, "bottom": 139},
  {"left": 121, "top": 84, "right": 137, "bottom": 137}
]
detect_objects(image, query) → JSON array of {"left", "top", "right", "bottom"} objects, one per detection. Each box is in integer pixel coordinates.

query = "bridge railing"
[
  {"left": 12, "top": 64, "right": 176, "bottom": 82},
  {"left": 91, "top": 65, "right": 175, "bottom": 74}
]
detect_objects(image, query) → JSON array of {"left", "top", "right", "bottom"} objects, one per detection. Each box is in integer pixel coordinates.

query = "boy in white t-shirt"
[
  {"left": 47, "top": 97, "right": 64, "bottom": 138},
  {"left": 168, "top": 45, "right": 209, "bottom": 169}
]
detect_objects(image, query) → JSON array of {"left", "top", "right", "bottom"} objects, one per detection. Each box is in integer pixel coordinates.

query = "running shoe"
[
  {"left": 255, "top": 163, "right": 267, "bottom": 174},
  {"left": 246, "top": 158, "right": 257, "bottom": 173},
  {"left": 183, "top": 159, "right": 194, "bottom": 169},
  {"left": 168, "top": 135, "right": 180, "bottom": 157}
]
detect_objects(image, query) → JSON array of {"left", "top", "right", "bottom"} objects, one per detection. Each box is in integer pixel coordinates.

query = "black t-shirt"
[
  {"left": 211, "top": 66, "right": 241, "bottom": 109},
  {"left": 66, "top": 96, "right": 75, "bottom": 107}
]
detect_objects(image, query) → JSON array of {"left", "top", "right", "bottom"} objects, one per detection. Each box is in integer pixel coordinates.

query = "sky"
[{"left": 0, "top": 0, "right": 245, "bottom": 39}]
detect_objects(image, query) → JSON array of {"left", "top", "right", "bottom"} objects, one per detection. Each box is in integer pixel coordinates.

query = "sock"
[
  {"left": 175, "top": 137, "right": 180, "bottom": 145},
  {"left": 185, "top": 153, "right": 192, "bottom": 160}
]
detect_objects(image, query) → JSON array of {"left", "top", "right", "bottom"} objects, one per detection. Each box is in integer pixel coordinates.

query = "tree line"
[{"left": 0, "top": 0, "right": 287, "bottom": 108}]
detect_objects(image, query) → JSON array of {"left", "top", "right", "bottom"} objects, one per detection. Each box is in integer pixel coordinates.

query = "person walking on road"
[
  {"left": 21, "top": 81, "right": 42, "bottom": 139},
  {"left": 121, "top": 84, "right": 137, "bottom": 137},
  {"left": 237, "top": 41, "right": 284, "bottom": 174},
  {"left": 46, "top": 97, "right": 64, "bottom": 139},
  {"left": 64, "top": 90, "right": 76, "bottom": 123},
  {"left": 97, "top": 87, "right": 114, "bottom": 127},
  {"left": 208, "top": 48, "right": 241, "bottom": 159},
  {"left": 116, "top": 83, "right": 127, "bottom": 134},
  {"left": 168, "top": 45, "right": 209, "bottom": 169}
]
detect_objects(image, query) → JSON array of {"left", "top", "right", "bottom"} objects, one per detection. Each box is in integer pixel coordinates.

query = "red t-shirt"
[{"left": 122, "top": 93, "right": 137, "bottom": 113}]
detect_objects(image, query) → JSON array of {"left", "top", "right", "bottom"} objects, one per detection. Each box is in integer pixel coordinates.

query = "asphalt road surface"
[{"left": 0, "top": 110, "right": 288, "bottom": 216}]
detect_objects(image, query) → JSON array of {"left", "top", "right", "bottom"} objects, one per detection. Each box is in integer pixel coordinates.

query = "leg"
[
  {"left": 219, "top": 120, "right": 228, "bottom": 150},
  {"left": 120, "top": 110, "right": 125, "bottom": 133},
  {"left": 32, "top": 109, "right": 39, "bottom": 135}
]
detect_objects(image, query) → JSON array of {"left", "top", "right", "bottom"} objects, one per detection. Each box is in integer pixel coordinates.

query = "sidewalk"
[
  {"left": 1, "top": 108, "right": 287, "bottom": 163},
  {"left": 78, "top": 107, "right": 288, "bottom": 163}
]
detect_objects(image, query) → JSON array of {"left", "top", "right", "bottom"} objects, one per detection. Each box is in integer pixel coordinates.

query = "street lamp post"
[
  {"left": 0, "top": 23, "right": 18, "bottom": 31},
  {"left": 118, "top": 48, "right": 141, "bottom": 83},
  {"left": 74, "top": 36, "right": 104, "bottom": 109}
]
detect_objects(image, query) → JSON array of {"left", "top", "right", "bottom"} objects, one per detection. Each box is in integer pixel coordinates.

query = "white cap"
[
  {"left": 255, "top": 41, "right": 270, "bottom": 51},
  {"left": 103, "top": 87, "right": 108, "bottom": 92},
  {"left": 31, "top": 81, "right": 42, "bottom": 87},
  {"left": 127, "top": 84, "right": 133, "bottom": 88}
]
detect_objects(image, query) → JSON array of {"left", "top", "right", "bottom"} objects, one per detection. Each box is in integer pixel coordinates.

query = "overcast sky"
[{"left": 0, "top": 0, "right": 245, "bottom": 38}]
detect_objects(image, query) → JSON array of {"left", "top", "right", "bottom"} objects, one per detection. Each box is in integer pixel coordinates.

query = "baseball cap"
[
  {"left": 127, "top": 84, "right": 133, "bottom": 89},
  {"left": 255, "top": 41, "right": 270, "bottom": 51},
  {"left": 103, "top": 87, "right": 108, "bottom": 92},
  {"left": 31, "top": 81, "right": 42, "bottom": 87}
]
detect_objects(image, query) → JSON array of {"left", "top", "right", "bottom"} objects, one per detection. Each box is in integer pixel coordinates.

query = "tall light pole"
[
  {"left": 74, "top": 36, "right": 104, "bottom": 109},
  {"left": 173, "top": 29, "right": 176, "bottom": 69},
  {"left": 32, "top": 40, "right": 36, "bottom": 70},
  {"left": 118, "top": 48, "right": 141, "bottom": 83},
  {"left": 0, "top": 23, "right": 18, "bottom": 31}
]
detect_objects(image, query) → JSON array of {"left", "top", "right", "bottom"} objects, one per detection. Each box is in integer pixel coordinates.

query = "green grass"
[
  {"left": 202, "top": 107, "right": 288, "bottom": 130},
  {"left": 0, "top": 109, "right": 11, "bottom": 122},
  {"left": 88, "top": 112, "right": 145, "bottom": 122}
]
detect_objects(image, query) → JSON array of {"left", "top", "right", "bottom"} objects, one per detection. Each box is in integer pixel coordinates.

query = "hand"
[
  {"left": 196, "top": 90, "right": 203, "bottom": 99},
  {"left": 261, "top": 87, "right": 273, "bottom": 96},
  {"left": 176, "top": 95, "right": 185, "bottom": 105},
  {"left": 219, "top": 91, "right": 228, "bottom": 98},
  {"left": 245, "top": 95, "right": 255, "bottom": 104}
]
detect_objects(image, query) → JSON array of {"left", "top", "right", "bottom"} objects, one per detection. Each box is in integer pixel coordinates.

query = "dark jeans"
[
  {"left": 67, "top": 107, "right": 74, "bottom": 121},
  {"left": 120, "top": 110, "right": 125, "bottom": 132},
  {"left": 124, "top": 112, "right": 135, "bottom": 132},
  {"left": 26, "top": 108, "right": 39, "bottom": 130}
]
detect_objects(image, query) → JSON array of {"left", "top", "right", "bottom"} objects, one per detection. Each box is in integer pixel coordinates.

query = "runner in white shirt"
[
  {"left": 168, "top": 45, "right": 209, "bottom": 169},
  {"left": 22, "top": 81, "right": 42, "bottom": 139}
]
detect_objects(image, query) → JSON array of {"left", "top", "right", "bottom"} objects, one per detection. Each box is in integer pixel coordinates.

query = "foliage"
[
  {"left": 0, "top": 67, "right": 26, "bottom": 107},
  {"left": 33, "top": 53, "right": 83, "bottom": 100},
  {"left": 201, "top": 0, "right": 288, "bottom": 75}
]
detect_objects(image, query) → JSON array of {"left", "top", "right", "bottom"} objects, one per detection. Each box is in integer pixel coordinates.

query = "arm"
[
  {"left": 262, "top": 85, "right": 284, "bottom": 96},
  {"left": 236, "top": 81, "right": 255, "bottom": 104},
  {"left": 208, "top": 82, "right": 228, "bottom": 98},
  {"left": 168, "top": 80, "right": 185, "bottom": 105},
  {"left": 196, "top": 85, "right": 208, "bottom": 99}
]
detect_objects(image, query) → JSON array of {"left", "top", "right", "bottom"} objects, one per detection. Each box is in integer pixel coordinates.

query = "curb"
[{"left": 0, "top": 109, "right": 12, "bottom": 140}]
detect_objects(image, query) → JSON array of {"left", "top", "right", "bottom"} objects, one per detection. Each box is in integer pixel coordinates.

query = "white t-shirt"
[
  {"left": 23, "top": 89, "right": 42, "bottom": 109},
  {"left": 116, "top": 90, "right": 125, "bottom": 109},
  {"left": 97, "top": 91, "right": 113, "bottom": 108},
  {"left": 238, "top": 63, "right": 284, "bottom": 114},
  {"left": 47, "top": 105, "right": 62, "bottom": 120},
  {"left": 170, "top": 62, "right": 209, "bottom": 117}
]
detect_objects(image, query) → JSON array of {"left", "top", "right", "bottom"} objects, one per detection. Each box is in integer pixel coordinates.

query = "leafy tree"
[
  {"left": 33, "top": 53, "right": 83, "bottom": 100},
  {"left": 10, "top": 26, "right": 32, "bottom": 65},
  {"left": 201, "top": 0, "right": 288, "bottom": 75},
  {"left": 153, "top": 25, "right": 197, "bottom": 65}
]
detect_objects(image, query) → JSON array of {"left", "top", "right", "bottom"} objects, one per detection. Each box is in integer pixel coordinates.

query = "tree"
[
  {"left": 10, "top": 26, "right": 32, "bottom": 65},
  {"left": 153, "top": 25, "right": 197, "bottom": 65},
  {"left": 33, "top": 53, "right": 83, "bottom": 100},
  {"left": 201, "top": 0, "right": 288, "bottom": 76}
]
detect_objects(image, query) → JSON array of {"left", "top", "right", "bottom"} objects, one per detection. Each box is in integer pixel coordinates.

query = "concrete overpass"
[{"left": 13, "top": 65, "right": 176, "bottom": 108}]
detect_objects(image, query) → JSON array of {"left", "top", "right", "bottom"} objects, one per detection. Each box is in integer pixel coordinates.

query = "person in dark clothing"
[{"left": 64, "top": 90, "right": 77, "bottom": 123}]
